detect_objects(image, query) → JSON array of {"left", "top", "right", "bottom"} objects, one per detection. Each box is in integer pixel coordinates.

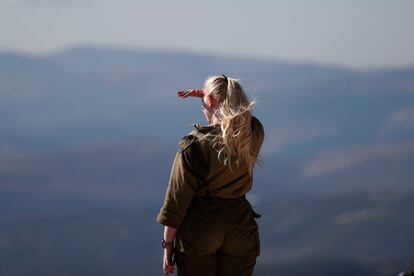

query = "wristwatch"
[{"left": 161, "top": 238, "right": 174, "bottom": 249}]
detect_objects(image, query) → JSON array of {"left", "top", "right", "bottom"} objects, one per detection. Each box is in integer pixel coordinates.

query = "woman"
[{"left": 156, "top": 74, "right": 265, "bottom": 276}]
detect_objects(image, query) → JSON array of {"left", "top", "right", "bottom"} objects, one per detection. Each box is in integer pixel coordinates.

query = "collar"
[{"left": 190, "top": 123, "right": 221, "bottom": 130}]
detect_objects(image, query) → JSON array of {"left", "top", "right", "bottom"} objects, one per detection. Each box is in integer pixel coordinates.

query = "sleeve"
[{"left": 156, "top": 134, "right": 208, "bottom": 228}]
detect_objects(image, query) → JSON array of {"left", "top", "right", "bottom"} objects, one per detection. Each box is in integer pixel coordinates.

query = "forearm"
[{"left": 163, "top": 225, "right": 177, "bottom": 242}]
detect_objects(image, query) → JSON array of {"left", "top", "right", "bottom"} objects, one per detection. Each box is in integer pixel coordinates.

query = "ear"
[{"left": 207, "top": 94, "right": 216, "bottom": 108}]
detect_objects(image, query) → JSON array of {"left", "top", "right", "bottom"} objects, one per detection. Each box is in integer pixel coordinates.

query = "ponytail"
[{"left": 199, "top": 75, "right": 263, "bottom": 177}]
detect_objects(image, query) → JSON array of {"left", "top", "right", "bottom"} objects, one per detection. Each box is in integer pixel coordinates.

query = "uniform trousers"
[{"left": 174, "top": 195, "right": 260, "bottom": 276}]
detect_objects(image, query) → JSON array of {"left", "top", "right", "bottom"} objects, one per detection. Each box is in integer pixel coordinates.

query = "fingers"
[
  {"left": 177, "top": 90, "right": 191, "bottom": 98},
  {"left": 164, "top": 266, "right": 174, "bottom": 274},
  {"left": 163, "top": 263, "right": 174, "bottom": 274},
  {"left": 164, "top": 268, "right": 173, "bottom": 274},
  {"left": 163, "top": 255, "right": 174, "bottom": 274},
  {"left": 177, "top": 89, "right": 204, "bottom": 98},
  {"left": 177, "top": 90, "right": 196, "bottom": 98}
]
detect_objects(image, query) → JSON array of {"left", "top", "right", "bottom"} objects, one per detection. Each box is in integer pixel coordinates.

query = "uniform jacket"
[{"left": 156, "top": 115, "right": 265, "bottom": 228}]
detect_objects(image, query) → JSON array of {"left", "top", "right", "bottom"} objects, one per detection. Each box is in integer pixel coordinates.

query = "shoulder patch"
[{"left": 177, "top": 135, "right": 196, "bottom": 153}]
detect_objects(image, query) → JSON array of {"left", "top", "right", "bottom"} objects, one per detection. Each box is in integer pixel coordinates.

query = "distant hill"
[
  {"left": 1, "top": 45, "right": 413, "bottom": 195},
  {"left": 0, "top": 45, "right": 413, "bottom": 275}
]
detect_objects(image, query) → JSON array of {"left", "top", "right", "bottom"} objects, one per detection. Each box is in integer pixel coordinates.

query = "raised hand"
[{"left": 177, "top": 89, "right": 204, "bottom": 98}]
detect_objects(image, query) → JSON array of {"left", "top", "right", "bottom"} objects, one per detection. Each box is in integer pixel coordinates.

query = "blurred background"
[{"left": 1, "top": 0, "right": 414, "bottom": 275}]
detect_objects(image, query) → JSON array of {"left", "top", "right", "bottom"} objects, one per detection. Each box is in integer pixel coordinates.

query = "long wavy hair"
[{"left": 199, "top": 75, "right": 263, "bottom": 177}]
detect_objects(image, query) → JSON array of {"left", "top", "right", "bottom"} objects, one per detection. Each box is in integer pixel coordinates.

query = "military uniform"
[{"left": 156, "top": 116, "right": 265, "bottom": 276}]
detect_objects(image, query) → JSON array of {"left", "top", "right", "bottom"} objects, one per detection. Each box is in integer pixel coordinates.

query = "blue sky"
[{"left": 1, "top": 0, "right": 413, "bottom": 69}]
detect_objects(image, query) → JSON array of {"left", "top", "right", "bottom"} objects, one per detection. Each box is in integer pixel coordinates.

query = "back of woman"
[{"left": 156, "top": 75, "right": 265, "bottom": 276}]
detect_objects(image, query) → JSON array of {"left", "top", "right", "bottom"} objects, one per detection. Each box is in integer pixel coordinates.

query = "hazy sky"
[{"left": 1, "top": 0, "right": 413, "bottom": 69}]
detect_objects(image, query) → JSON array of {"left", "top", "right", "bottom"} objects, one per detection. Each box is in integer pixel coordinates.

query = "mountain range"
[{"left": 0, "top": 45, "right": 413, "bottom": 275}]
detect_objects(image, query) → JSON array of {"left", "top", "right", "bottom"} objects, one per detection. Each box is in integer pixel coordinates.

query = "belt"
[
  {"left": 192, "top": 195, "right": 247, "bottom": 204},
  {"left": 191, "top": 195, "right": 262, "bottom": 219}
]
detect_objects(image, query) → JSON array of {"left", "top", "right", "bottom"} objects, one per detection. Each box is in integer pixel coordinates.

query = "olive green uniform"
[{"left": 156, "top": 116, "right": 265, "bottom": 276}]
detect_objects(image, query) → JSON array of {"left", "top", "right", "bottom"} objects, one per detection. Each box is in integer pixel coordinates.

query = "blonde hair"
[{"left": 199, "top": 75, "right": 264, "bottom": 177}]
